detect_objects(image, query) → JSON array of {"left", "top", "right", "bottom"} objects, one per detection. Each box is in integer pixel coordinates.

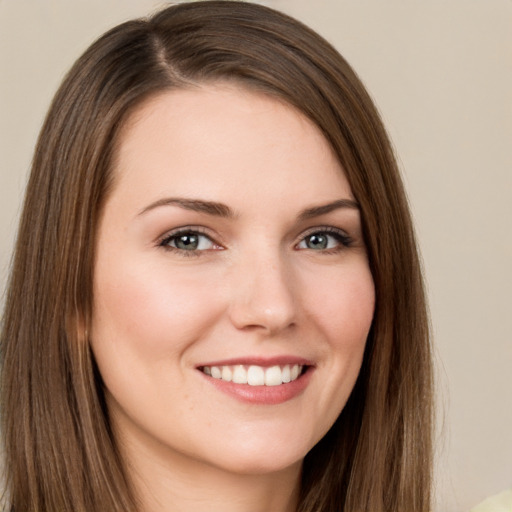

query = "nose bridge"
[{"left": 228, "top": 242, "right": 297, "bottom": 333}]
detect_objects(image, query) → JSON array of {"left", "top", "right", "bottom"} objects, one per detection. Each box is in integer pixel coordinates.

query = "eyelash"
[
  {"left": 297, "top": 227, "right": 353, "bottom": 253},
  {"left": 158, "top": 227, "right": 218, "bottom": 258},
  {"left": 157, "top": 226, "right": 353, "bottom": 257}
]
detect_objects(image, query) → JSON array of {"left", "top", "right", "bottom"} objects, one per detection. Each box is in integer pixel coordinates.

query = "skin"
[{"left": 91, "top": 84, "right": 375, "bottom": 512}]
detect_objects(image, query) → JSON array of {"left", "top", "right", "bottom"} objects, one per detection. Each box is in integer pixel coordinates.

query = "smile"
[
  {"left": 201, "top": 364, "right": 304, "bottom": 386},
  {"left": 197, "top": 357, "right": 314, "bottom": 404}
]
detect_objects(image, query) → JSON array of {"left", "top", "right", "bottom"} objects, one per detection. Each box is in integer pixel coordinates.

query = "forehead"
[{"left": 110, "top": 83, "right": 353, "bottom": 213}]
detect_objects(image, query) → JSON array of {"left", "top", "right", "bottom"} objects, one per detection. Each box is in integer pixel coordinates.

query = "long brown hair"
[{"left": 1, "top": 2, "right": 433, "bottom": 510}]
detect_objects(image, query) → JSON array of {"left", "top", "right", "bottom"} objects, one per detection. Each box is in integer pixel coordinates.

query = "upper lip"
[{"left": 196, "top": 355, "right": 315, "bottom": 368}]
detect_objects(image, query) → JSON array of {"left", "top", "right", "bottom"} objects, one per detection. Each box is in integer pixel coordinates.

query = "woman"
[{"left": 0, "top": 1, "right": 433, "bottom": 511}]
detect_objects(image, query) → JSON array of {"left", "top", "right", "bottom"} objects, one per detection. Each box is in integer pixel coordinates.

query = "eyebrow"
[
  {"left": 137, "top": 197, "right": 359, "bottom": 219},
  {"left": 138, "top": 197, "right": 235, "bottom": 218},
  {"left": 297, "top": 198, "right": 359, "bottom": 221}
]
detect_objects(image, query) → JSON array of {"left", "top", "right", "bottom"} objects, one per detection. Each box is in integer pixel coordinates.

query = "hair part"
[{"left": 1, "top": 2, "right": 433, "bottom": 511}]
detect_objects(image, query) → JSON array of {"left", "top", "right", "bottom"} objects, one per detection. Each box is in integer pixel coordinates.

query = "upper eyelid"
[
  {"left": 300, "top": 225, "right": 347, "bottom": 234},
  {"left": 157, "top": 225, "right": 217, "bottom": 243},
  {"left": 296, "top": 225, "right": 350, "bottom": 240}
]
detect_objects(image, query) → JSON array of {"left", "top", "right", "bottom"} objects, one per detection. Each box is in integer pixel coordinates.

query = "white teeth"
[
  {"left": 232, "top": 365, "right": 247, "bottom": 384},
  {"left": 202, "top": 363, "right": 304, "bottom": 386},
  {"left": 264, "top": 365, "right": 282, "bottom": 386},
  {"left": 221, "top": 366, "right": 232, "bottom": 382},
  {"left": 247, "top": 365, "right": 265, "bottom": 386}
]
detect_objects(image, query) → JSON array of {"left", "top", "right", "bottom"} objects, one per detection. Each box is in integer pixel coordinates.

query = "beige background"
[{"left": 1, "top": 1, "right": 511, "bottom": 510}]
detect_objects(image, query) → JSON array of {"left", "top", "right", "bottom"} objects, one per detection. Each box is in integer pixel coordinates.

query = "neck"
[{"left": 121, "top": 433, "right": 302, "bottom": 512}]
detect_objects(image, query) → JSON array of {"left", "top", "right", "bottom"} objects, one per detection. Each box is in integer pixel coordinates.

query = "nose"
[{"left": 228, "top": 250, "right": 297, "bottom": 335}]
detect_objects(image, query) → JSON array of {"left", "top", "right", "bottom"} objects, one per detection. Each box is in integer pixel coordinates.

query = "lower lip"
[{"left": 199, "top": 367, "right": 314, "bottom": 405}]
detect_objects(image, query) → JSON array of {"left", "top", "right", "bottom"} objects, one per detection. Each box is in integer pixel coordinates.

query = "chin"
[
  {"left": 211, "top": 451, "right": 304, "bottom": 477},
  {"left": 199, "top": 429, "right": 314, "bottom": 476}
]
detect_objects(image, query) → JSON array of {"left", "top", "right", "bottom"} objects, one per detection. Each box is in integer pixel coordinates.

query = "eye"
[
  {"left": 159, "top": 229, "right": 220, "bottom": 253},
  {"left": 296, "top": 228, "right": 352, "bottom": 252}
]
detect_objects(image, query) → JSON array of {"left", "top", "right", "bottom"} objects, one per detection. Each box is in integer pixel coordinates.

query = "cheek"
[
  {"left": 91, "top": 259, "right": 223, "bottom": 364},
  {"left": 289, "top": 264, "right": 374, "bottom": 447},
  {"left": 307, "top": 264, "right": 375, "bottom": 348},
  {"left": 307, "top": 264, "right": 374, "bottom": 393}
]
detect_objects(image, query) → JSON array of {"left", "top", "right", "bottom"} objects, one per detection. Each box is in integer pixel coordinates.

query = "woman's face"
[{"left": 91, "top": 84, "right": 374, "bottom": 476}]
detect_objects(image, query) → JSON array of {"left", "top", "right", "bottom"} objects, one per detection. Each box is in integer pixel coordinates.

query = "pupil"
[
  {"left": 176, "top": 234, "right": 198, "bottom": 250},
  {"left": 307, "top": 234, "right": 327, "bottom": 249}
]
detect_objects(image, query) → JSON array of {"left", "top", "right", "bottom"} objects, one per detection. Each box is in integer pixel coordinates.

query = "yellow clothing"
[{"left": 470, "top": 490, "right": 512, "bottom": 512}]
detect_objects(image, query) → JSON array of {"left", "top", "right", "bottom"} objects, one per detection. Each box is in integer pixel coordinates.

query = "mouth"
[
  {"left": 196, "top": 358, "right": 314, "bottom": 405},
  {"left": 199, "top": 363, "right": 307, "bottom": 386}
]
